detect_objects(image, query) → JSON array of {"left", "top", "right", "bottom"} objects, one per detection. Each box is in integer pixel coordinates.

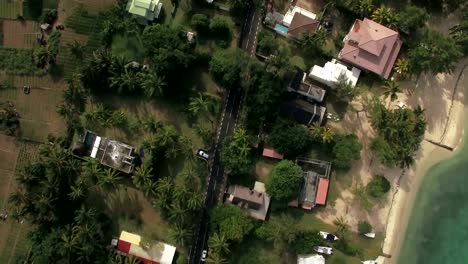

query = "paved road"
[{"left": 189, "top": 3, "right": 261, "bottom": 263}]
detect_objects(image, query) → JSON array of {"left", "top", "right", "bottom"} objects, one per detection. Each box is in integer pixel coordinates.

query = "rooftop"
[
  {"left": 116, "top": 231, "right": 176, "bottom": 264},
  {"left": 279, "top": 99, "right": 326, "bottom": 126},
  {"left": 338, "top": 18, "right": 402, "bottom": 79},
  {"left": 283, "top": 6, "right": 317, "bottom": 27},
  {"left": 225, "top": 181, "right": 271, "bottom": 221},
  {"left": 287, "top": 71, "right": 326, "bottom": 103},
  {"left": 262, "top": 148, "right": 284, "bottom": 160},
  {"left": 287, "top": 12, "right": 319, "bottom": 39},
  {"left": 126, "top": 0, "right": 162, "bottom": 21},
  {"left": 309, "top": 59, "right": 361, "bottom": 88},
  {"left": 297, "top": 254, "right": 326, "bottom": 264}
]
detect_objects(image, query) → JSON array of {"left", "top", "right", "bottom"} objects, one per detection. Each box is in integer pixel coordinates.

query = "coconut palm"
[
  {"left": 110, "top": 68, "right": 139, "bottom": 94},
  {"left": 371, "top": 6, "right": 398, "bottom": 29},
  {"left": 97, "top": 169, "right": 122, "bottom": 191},
  {"left": 187, "top": 192, "right": 203, "bottom": 210},
  {"left": 69, "top": 184, "right": 86, "bottom": 201},
  {"left": 140, "top": 116, "right": 161, "bottom": 133},
  {"left": 156, "top": 177, "right": 172, "bottom": 194},
  {"left": 33, "top": 46, "right": 52, "bottom": 68},
  {"left": 206, "top": 251, "right": 228, "bottom": 264},
  {"left": 168, "top": 202, "right": 187, "bottom": 223},
  {"left": 309, "top": 122, "right": 322, "bottom": 140},
  {"left": 132, "top": 164, "right": 153, "bottom": 189},
  {"left": 189, "top": 93, "right": 213, "bottom": 118},
  {"left": 414, "top": 105, "right": 426, "bottom": 120},
  {"left": 139, "top": 71, "right": 166, "bottom": 98},
  {"left": 74, "top": 206, "right": 97, "bottom": 225},
  {"left": 357, "top": 0, "right": 374, "bottom": 17},
  {"left": 333, "top": 216, "right": 349, "bottom": 236},
  {"left": 321, "top": 127, "right": 335, "bottom": 144},
  {"left": 169, "top": 223, "right": 193, "bottom": 246},
  {"left": 208, "top": 232, "right": 230, "bottom": 254},
  {"left": 67, "top": 41, "right": 85, "bottom": 59},
  {"left": 395, "top": 58, "right": 410, "bottom": 79},
  {"left": 382, "top": 80, "right": 402, "bottom": 105}
]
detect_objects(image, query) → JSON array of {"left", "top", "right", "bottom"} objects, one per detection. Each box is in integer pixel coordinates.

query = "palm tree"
[
  {"left": 301, "top": 29, "right": 327, "bottom": 52},
  {"left": 357, "top": 0, "right": 374, "bottom": 17},
  {"left": 74, "top": 206, "right": 97, "bottom": 225},
  {"left": 333, "top": 216, "right": 349, "bottom": 236},
  {"left": 187, "top": 192, "right": 203, "bottom": 210},
  {"left": 309, "top": 122, "right": 322, "bottom": 140},
  {"left": 33, "top": 46, "right": 51, "bottom": 68},
  {"left": 414, "top": 105, "right": 426, "bottom": 120},
  {"left": 321, "top": 127, "right": 335, "bottom": 144},
  {"left": 189, "top": 93, "right": 212, "bottom": 118},
  {"left": 142, "top": 179, "right": 158, "bottom": 197},
  {"left": 69, "top": 184, "right": 86, "bottom": 201},
  {"left": 169, "top": 201, "right": 187, "bottom": 224},
  {"left": 371, "top": 6, "right": 398, "bottom": 29},
  {"left": 156, "top": 125, "right": 178, "bottom": 147},
  {"left": 206, "top": 251, "right": 228, "bottom": 264},
  {"left": 67, "top": 40, "right": 85, "bottom": 59},
  {"left": 140, "top": 116, "right": 160, "bottom": 133},
  {"left": 97, "top": 169, "right": 122, "bottom": 191},
  {"left": 382, "top": 80, "right": 402, "bottom": 106},
  {"left": 139, "top": 71, "right": 166, "bottom": 98},
  {"left": 169, "top": 224, "right": 193, "bottom": 246},
  {"left": 110, "top": 68, "right": 139, "bottom": 94},
  {"left": 395, "top": 58, "right": 410, "bottom": 79},
  {"left": 208, "top": 232, "right": 230, "bottom": 254},
  {"left": 132, "top": 164, "right": 153, "bottom": 189},
  {"left": 156, "top": 177, "right": 172, "bottom": 194}
]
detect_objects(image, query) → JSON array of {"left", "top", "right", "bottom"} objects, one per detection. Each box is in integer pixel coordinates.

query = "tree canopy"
[
  {"left": 220, "top": 128, "right": 252, "bottom": 175},
  {"left": 266, "top": 160, "right": 303, "bottom": 201},
  {"left": 332, "top": 134, "right": 363, "bottom": 170},
  {"left": 255, "top": 214, "right": 299, "bottom": 249},
  {"left": 211, "top": 204, "right": 254, "bottom": 242},
  {"left": 291, "top": 230, "right": 322, "bottom": 254},
  {"left": 269, "top": 119, "right": 311, "bottom": 157}
]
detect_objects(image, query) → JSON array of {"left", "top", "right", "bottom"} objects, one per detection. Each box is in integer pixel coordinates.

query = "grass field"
[
  {"left": 0, "top": 138, "right": 39, "bottom": 263},
  {"left": 111, "top": 33, "right": 145, "bottom": 61},
  {"left": 0, "top": 0, "right": 22, "bottom": 19}
]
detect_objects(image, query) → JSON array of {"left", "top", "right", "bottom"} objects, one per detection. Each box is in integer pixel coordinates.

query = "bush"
[
  {"left": 24, "top": 0, "right": 43, "bottom": 20},
  {"left": 358, "top": 221, "right": 372, "bottom": 235},
  {"left": 40, "top": 9, "right": 58, "bottom": 24},
  {"left": 48, "top": 30, "right": 62, "bottom": 58},
  {"left": 0, "top": 48, "right": 41, "bottom": 75},
  {"left": 266, "top": 160, "right": 303, "bottom": 201},
  {"left": 367, "top": 175, "right": 391, "bottom": 198},
  {"left": 256, "top": 31, "right": 278, "bottom": 55},
  {"left": 332, "top": 134, "right": 363, "bottom": 170},
  {"left": 190, "top": 14, "right": 209, "bottom": 32},
  {"left": 269, "top": 119, "right": 311, "bottom": 157},
  {"left": 209, "top": 16, "right": 231, "bottom": 38},
  {"left": 290, "top": 231, "right": 321, "bottom": 254}
]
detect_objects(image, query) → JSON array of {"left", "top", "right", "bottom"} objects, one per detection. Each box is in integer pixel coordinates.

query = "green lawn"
[{"left": 0, "top": 0, "right": 22, "bottom": 19}]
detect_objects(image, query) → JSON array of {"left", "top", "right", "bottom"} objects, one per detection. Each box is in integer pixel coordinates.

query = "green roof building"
[{"left": 126, "top": 0, "right": 162, "bottom": 21}]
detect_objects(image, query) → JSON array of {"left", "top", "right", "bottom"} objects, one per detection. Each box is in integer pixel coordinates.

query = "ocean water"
[{"left": 398, "top": 100, "right": 467, "bottom": 262}]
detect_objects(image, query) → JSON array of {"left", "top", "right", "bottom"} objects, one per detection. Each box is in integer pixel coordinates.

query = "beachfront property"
[
  {"left": 126, "top": 0, "right": 163, "bottom": 22},
  {"left": 289, "top": 159, "right": 332, "bottom": 210},
  {"left": 224, "top": 181, "right": 271, "bottom": 221},
  {"left": 338, "top": 18, "right": 402, "bottom": 79},
  {"left": 111, "top": 230, "right": 176, "bottom": 264},
  {"left": 265, "top": 5, "right": 319, "bottom": 40},
  {"left": 297, "top": 254, "right": 326, "bottom": 264},
  {"left": 309, "top": 59, "right": 361, "bottom": 89},
  {"left": 279, "top": 99, "right": 326, "bottom": 126},
  {"left": 79, "top": 130, "right": 137, "bottom": 174},
  {"left": 287, "top": 70, "right": 326, "bottom": 103}
]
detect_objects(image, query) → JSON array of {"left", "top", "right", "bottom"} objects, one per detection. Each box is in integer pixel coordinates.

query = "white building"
[
  {"left": 297, "top": 254, "right": 326, "bottom": 264},
  {"left": 309, "top": 59, "right": 361, "bottom": 89},
  {"left": 282, "top": 6, "right": 317, "bottom": 27}
]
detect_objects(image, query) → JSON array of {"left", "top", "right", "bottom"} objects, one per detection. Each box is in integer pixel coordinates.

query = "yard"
[{"left": 0, "top": 0, "right": 22, "bottom": 19}]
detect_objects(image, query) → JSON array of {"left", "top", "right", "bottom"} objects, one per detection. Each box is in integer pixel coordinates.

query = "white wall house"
[{"left": 309, "top": 59, "right": 361, "bottom": 89}]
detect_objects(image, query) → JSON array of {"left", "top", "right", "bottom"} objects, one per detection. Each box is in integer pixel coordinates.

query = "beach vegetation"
[
  {"left": 367, "top": 175, "right": 391, "bottom": 198},
  {"left": 332, "top": 134, "right": 363, "bottom": 170},
  {"left": 369, "top": 101, "right": 426, "bottom": 168},
  {"left": 266, "top": 160, "right": 304, "bottom": 201},
  {"left": 220, "top": 128, "right": 252, "bottom": 176},
  {"left": 333, "top": 216, "right": 349, "bottom": 236},
  {"left": 269, "top": 119, "right": 311, "bottom": 157},
  {"left": 211, "top": 204, "right": 254, "bottom": 242},
  {"left": 358, "top": 221, "right": 372, "bottom": 235},
  {"left": 408, "top": 29, "right": 463, "bottom": 75}
]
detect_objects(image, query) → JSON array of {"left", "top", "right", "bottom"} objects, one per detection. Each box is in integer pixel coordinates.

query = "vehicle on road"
[
  {"left": 196, "top": 149, "right": 210, "bottom": 161},
  {"left": 319, "top": 231, "right": 339, "bottom": 241},
  {"left": 364, "top": 232, "right": 376, "bottom": 238},
  {"left": 201, "top": 250, "right": 208, "bottom": 262},
  {"left": 313, "top": 246, "right": 333, "bottom": 255}
]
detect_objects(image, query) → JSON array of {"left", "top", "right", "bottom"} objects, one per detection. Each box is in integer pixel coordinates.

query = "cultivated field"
[
  {"left": 0, "top": 137, "right": 38, "bottom": 263},
  {"left": 1, "top": 19, "right": 40, "bottom": 49},
  {"left": 0, "top": 0, "right": 22, "bottom": 19}
]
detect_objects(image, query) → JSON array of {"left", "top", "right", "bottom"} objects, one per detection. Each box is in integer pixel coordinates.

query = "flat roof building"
[
  {"left": 287, "top": 71, "right": 326, "bottom": 103},
  {"left": 126, "top": 0, "right": 163, "bottom": 22},
  {"left": 309, "top": 59, "right": 361, "bottom": 89},
  {"left": 225, "top": 181, "right": 271, "bottom": 220},
  {"left": 279, "top": 99, "right": 326, "bottom": 126}
]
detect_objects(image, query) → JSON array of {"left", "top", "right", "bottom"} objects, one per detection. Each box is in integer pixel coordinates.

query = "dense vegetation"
[
  {"left": 269, "top": 119, "right": 311, "bottom": 157},
  {"left": 0, "top": 101, "right": 20, "bottom": 136},
  {"left": 266, "top": 160, "right": 304, "bottom": 201},
  {"left": 220, "top": 128, "right": 252, "bottom": 176},
  {"left": 0, "top": 48, "right": 42, "bottom": 75},
  {"left": 367, "top": 175, "right": 391, "bottom": 198}
]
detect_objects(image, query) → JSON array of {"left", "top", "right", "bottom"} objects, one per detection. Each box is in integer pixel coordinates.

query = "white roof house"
[
  {"left": 127, "top": 0, "right": 163, "bottom": 21},
  {"left": 115, "top": 231, "right": 176, "bottom": 264},
  {"left": 309, "top": 59, "right": 361, "bottom": 89},
  {"left": 283, "top": 6, "right": 317, "bottom": 27},
  {"left": 297, "top": 254, "right": 326, "bottom": 264}
]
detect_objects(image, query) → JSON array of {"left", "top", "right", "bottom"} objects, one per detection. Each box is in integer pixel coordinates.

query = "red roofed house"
[
  {"left": 338, "top": 18, "right": 402, "bottom": 79},
  {"left": 262, "top": 148, "right": 284, "bottom": 160},
  {"left": 112, "top": 231, "right": 176, "bottom": 264}
]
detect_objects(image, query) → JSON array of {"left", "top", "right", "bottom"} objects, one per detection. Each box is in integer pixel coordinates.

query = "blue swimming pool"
[{"left": 274, "top": 24, "right": 289, "bottom": 34}]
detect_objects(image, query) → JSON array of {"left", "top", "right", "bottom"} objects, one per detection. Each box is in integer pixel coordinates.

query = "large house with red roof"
[
  {"left": 338, "top": 18, "right": 402, "bottom": 79},
  {"left": 111, "top": 231, "right": 176, "bottom": 264}
]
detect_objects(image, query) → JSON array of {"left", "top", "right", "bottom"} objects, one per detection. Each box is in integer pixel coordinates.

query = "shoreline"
[{"left": 382, "top": 62, "right": 467, "bottom": 263}]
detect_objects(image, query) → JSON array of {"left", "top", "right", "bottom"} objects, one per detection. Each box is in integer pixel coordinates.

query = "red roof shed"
[
  {"left": 315, "top": 178, "right": 329, "bottom": 205},
  {"left": 262, "top": 148, "right": 284, "bottom": 159}
]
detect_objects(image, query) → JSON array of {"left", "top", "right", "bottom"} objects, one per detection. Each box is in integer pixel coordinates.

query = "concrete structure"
[
  {"left": 338, "top": 18, "right": 402, "bottom": 79},
  {"left": 112, "top": 231, "right": 176, "bottom": 264},
  {"left": 279, "top": 99, "right": 326, "bottom": 126},
  {"left": 309, "top": 59, "right": 361, "bottom": 88},
  {"left": 297, "top": 254, "right": 326, "bottom": 264},
  {"left": 289, "top": 159, "right": 332, "bottom": 210},
  {"left": 225, "top": 181, "right": 271, "bottom": 220},
  {"left": 288, "top": 71, "right": 326, "bottom": 102},
  {"left": 81, "top": 130, "right": 137, "bottom": 174},
  {"left": 271, "top": 6, "right": 319, "bottom": 39},
  {"left": 283, "top": 6, "right": 317, "bottom": 27},
  {"left": 126, "top": 0, "right": 162, "bottom": 21}
]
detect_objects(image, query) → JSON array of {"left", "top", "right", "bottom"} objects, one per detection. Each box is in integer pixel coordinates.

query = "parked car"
[
  {"left": 201, "top": 250, "right": 208, "bottom": 262},
  {"left": 319, "top": 231, "right": 339, "bottom": 241},
  {"left": 196, "top": 149, "right": 210, "bottom": 160},
  {"left": 314, "top": 246, "right": 333, "bottom": 255}
]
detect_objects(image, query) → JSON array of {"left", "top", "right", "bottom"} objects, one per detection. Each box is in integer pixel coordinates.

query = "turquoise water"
[
  {"left": 398, "top": 94, "right": 467, "bottom": 263},
  {"left": 274, "top": 24, "right": 289, "bottom": 34}
]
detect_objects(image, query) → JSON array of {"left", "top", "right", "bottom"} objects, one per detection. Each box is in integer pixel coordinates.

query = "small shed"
[{"left": 262, "top": 148, "right": 284, "bottom": 160}]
